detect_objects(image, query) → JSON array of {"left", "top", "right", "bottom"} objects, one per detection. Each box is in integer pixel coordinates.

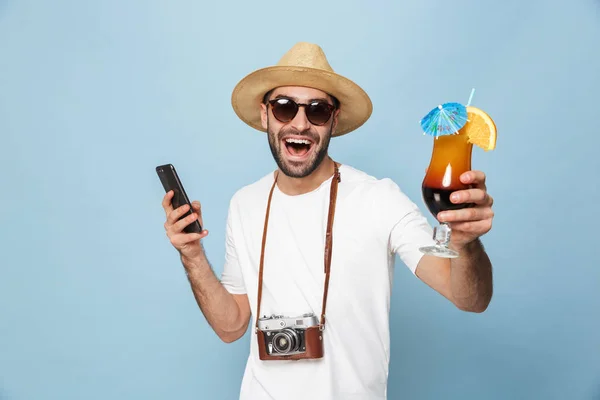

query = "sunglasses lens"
[
  {"left": 271, "top": 99, "right": 298, "bottom": 122},
  {"left": 307, "top": 102, "right": 333, "bottom": 125}
]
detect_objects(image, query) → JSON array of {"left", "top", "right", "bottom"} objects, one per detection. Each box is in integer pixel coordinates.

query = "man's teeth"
[{"left": 285, "top": 138, "right": 311, "bottom": 145}]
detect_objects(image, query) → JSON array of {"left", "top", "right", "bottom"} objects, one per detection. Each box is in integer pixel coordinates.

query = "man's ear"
[
  {"left": 260, "top": 103, "right": 268, "bottom": 130},
  {"left": 331, "top": 108, "right": 341, "bottom": 133}
]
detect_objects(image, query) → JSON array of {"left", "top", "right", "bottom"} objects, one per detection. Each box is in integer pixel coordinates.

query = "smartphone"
[{"left": 156, "top": 163, "right": 202, "bottom": 234}]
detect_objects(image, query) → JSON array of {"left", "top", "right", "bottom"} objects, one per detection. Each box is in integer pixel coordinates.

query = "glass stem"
[{"left": 433, "top": 222, "right": 452, "bottom": 247}]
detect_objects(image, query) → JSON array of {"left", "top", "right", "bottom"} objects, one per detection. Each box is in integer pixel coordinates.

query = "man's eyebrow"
[
  {"left": 272, "top": 94, "right": 332, "bottom": 104},
  {"left": 272, "top": 94, "right": 297, "bottom": 101}
]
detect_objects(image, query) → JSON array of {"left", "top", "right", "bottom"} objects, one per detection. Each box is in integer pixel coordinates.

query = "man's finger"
[
  {"left": 450, "top": 188, "right": 488, "bottom": 205},
  {"left": 162, "top": 190, "right": 175, "bottom": 215},
  {"left": 191, "top": 201, "right": 201, "bottom": 212},
  {"left": 447, "top": 219, "right": 493, "bottom": 235},
  {"left": 167, "top": 204, "right": 191, "bottom": 225},
  {"left": 191, "top": 201, "right": 205, "bottom": 227},
  {"left": 438, "top": 206, "right": 493, "bottom": 223},
  {"left": 460, "top": 170, "right": 487, "bottom": 189},
  {"left": 172, "top": 212, "right": 199, "bottom": 233}
]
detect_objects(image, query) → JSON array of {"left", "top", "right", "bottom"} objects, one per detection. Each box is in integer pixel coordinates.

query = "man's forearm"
[
  {"left": 449, "top": 239, "right": 493, "bottom": 312},
  {"left": 180, "top": 248, "right": 246, "bottom": 342}
]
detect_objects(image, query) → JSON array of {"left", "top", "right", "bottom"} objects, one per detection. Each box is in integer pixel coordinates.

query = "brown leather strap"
[
  {"left": 255, "top": 162, "right": 341, "bottom": 332},
  {"left": 255, "top": 173, "right": 277, "bottom": 332},
  {"left": 320, "top": 163, "right": 340, "bottom": 329}
]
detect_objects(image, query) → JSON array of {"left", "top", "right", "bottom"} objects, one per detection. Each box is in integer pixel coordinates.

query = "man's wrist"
[
  {"left": 451, "top": 238, "right": 484, "bottom": 256},
  {"left": 180, "top": 252, "right": 205, "bottom": 273}
]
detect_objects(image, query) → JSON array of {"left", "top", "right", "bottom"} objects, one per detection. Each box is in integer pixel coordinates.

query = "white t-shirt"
[{"left": 220, "top": 164, "right": 435, "bottom": 400}]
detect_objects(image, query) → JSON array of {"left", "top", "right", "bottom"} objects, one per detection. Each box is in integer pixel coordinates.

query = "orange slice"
[{"left": 461, "top": 106, "right": 497, "bottom": 151}]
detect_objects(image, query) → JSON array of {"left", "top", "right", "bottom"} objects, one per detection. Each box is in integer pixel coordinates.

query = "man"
[{"left": 161, "top": 42, "right": 494, "bottom": 399}]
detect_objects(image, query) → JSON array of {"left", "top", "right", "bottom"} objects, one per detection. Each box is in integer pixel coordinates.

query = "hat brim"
[{"left": 231, "top": 66, "right": 372, "bottom": 137}]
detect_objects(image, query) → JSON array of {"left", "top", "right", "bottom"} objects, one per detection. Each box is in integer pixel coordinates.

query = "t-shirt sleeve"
[
  {"left": 377, "top": 178, "right": 436, "bottom": 275},
  {"left": 220, "top": 198, "right": 247, "bottom": 294}
]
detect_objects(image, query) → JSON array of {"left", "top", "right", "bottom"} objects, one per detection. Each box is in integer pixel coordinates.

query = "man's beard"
[{"left": 267, "top": 120, "right": 332, "bottom": 178}]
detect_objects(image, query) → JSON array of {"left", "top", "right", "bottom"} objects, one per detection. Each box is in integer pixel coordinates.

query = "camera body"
[{"left": 256, "top": 313, "right": 324, "bottom": 360}]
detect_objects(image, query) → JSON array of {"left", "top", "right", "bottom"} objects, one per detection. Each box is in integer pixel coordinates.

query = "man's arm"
[
  {"left": 161, "top": 190, "right": 250, "bottom": 343},
  {"left": 414, "top": 170, "right": 495, "bottom": 313},
  {"left": 181, "top": 249, "right": 251, "bottom": 343},
  {"left": 415, "top": 239, "right": 493, "bottom": 313}
]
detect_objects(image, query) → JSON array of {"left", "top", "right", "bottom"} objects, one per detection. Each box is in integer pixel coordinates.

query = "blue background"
[{"left": 1, "top": 0, "right": 599, "bottom": 399}]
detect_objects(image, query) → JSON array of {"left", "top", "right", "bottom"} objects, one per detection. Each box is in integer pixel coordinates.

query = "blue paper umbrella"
[{"left": 420, "top": 102, "right": 468, "bottom": 138}]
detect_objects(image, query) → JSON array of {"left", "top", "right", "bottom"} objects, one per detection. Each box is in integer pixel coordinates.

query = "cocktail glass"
[{"left": 419, "top": 128, "right": 474, "bottom": 258}]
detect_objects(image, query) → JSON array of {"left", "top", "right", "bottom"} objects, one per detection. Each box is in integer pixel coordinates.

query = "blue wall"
[{"left": 1, "top": 0, "right": 599, "bottom": 399}]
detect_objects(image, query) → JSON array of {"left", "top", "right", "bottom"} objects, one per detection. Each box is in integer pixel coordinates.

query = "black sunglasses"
[{"left": 268, "top": 98, "right": 336, "bottom": 126}]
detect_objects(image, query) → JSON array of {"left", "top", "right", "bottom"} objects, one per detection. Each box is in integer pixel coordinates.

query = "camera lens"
[{"left": 272, "top": 329, "right": 299, "bottom": 354}]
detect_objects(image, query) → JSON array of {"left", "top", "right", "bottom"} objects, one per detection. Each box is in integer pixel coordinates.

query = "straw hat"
[{"left": 231, "top": 42, "right": 373, "bottom": 137}]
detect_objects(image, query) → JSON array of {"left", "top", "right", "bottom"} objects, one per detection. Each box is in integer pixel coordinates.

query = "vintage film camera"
[{"left": 256, "top": 313, "right": 324, "bottom": 360}]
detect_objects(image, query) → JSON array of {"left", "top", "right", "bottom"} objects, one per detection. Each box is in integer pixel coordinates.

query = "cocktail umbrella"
[{"left": 419, "top": 89, "right": 475, "bottom": 138}]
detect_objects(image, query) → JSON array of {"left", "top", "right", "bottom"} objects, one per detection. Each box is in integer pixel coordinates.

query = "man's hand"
[
  {"left": 437, "top": 170, "right": 494, "bottom": 250},
  {"left": 162, "top": 190, "right": 209, "bottom": 260}
]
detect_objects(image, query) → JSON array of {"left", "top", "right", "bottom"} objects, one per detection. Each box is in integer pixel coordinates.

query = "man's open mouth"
[{"left": 283, "top": 137, "right": 314, "bottom": 158}]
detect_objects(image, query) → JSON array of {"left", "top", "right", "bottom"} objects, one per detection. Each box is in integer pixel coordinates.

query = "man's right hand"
[{"left": 162, "top": 190, "right": 208, "bottom": 260}]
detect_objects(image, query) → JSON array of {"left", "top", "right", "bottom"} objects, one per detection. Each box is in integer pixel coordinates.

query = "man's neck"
[{"left": 276, "top": 157, "right": 337, "bottom": 196}]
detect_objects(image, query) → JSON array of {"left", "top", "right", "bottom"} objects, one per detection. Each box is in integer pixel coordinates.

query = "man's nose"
[{"left": 289, "top": 106, "right": 310, "bottom": 132}]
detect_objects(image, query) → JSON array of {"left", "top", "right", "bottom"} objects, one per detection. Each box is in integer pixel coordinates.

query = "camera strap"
[{"left": 255, "top": 161, "right": 341, "bottom": 333}]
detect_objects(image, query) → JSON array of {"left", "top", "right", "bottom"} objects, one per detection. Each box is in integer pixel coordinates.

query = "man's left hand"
[{"left": 436, "top": 170, "right": 494, "bottom": 250}]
